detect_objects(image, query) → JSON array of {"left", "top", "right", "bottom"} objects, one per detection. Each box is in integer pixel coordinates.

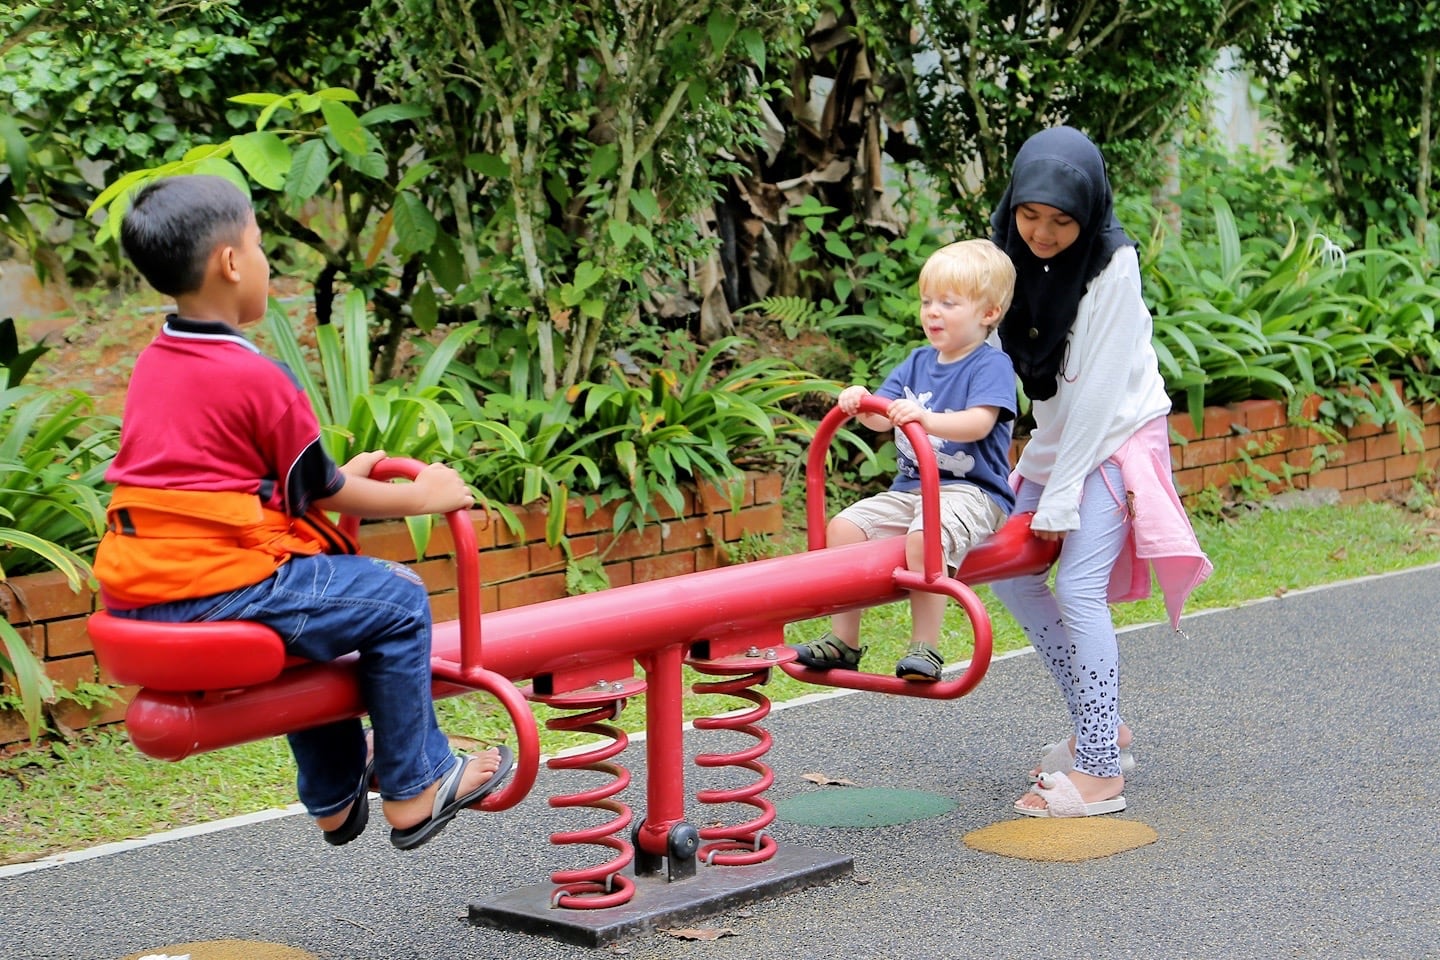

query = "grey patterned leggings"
[{"left": 991, "top": 460, "right": 1131, "bottom": 778}]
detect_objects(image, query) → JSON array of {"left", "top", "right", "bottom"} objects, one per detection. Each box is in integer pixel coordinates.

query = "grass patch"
[{"left": 2, "top": 498, "right": 1437, "bottom": 865}]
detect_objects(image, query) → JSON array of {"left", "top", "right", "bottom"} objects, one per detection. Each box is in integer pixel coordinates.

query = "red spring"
[
  {"left": 689, "top": 655, "right": 782, "bottom": 866},
  {"left": 530, "top": 682, "right": 643, "bottom": 910}
]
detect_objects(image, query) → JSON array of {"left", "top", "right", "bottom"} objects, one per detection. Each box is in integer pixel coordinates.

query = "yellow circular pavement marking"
[
  {"left": 119, "top": 941, "right": 318, "bottom": 960},
  {"left": 964, "top": 817, "right": 1157, "bottom": 862}
]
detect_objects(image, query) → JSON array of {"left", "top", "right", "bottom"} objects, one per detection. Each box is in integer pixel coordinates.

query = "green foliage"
[
  {"left": 861, "top": 0, "right": 1310, "bottom": 233},
  {"left": 262, "top": 292, "right": 469, "bottom": 466},
  {"left": 580, "top": 336, "right": 830, "bottom": 532},
  {"left": 721, "top": 529, "right": 780, "bottom": 563},
  {"left": 262, "top": 292, "right": 480, "bottom": 557},
  {"left": 0, "top": 384, "right": 115, "bottom": 580},
  {"left": 450, "top": 336, "right": 831, "bottom": 546},
  {"left": 0, "top": 620, "right": 54, "bottom": 745},
  {"left": 564, "top": 554, "right": 612, "bottom": 596},
  {"left": 1144, "top": 197, "right": 1342, "bottom": 414},
  {"left": 1244, "top": 0, "right": 1440, "bottom": 239},
  {"left": 455, "top": 390, "right": 611, "bottom": 546},
  {"left": 1162, "top": 138, "right": 1333, "bottom": 244},
  {"left": 1229, "top": 436, "right": 1321, "bottom": 503},
  {"left": 88, "top": 86, "right": 386, "bottom": 246},
  {"left": 373, "top": 0, "right": 809, "bottom": 394},
  {"left": 0, "top": 374, "right": 116, "bottom": 741},
  {"left": 1134, "top": 180, "right": 1440, "bottom": 440},
  {"left": 0, "top": 1, "right": 366, "bottom": 285},
  {"left": 745, "top": 190, "right": 945, "bottom": 387}
]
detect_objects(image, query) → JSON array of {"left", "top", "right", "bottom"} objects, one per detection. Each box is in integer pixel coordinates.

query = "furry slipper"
[
  {"left": 1030, "top": 738, "right": 1135, "bottom": 782},
  {"left": 1015, "top": 770, "right": 1127, "bottom": 818}
]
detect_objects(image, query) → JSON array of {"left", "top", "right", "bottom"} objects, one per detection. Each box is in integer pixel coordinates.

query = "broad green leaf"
[
  {"left": 631, "top": 189, "right": 660, "bottom": 222},
  {"left": 707, "top": 10, "right": 737, "bottom": 53},
  {"left": 231, "top": 131, "right": 291, "bottom": 190},
  {"left": 346, "top": 152, "right": 388, "bottom": 179},
  {"left": 1, "top": 620, "right": 55, "bottom": 742},
  {"left": 608, "top": 220, "right": 635, "bottom": 249},
  {"left": 393, "top": 194, "right": 438, "bottom": 255},
  {"left": 545, "top": 487, "right": 567, "bottom": 545},
  {"left": 0, "top": 116, "right": 30, "bottom": 188},
  {"left": 425, "top": 232, "right": 465, "bottom": 293},
  {"left": 286, "top": 139, "right": 331, "bottom": 201},
  {"left": 319, "top": 100, "right": 367, "bottom": 155},
  {"left": 824, "top": 235, "right": 854, "bottom": 260},
  {"left": 395, "top": 160, "right": 435, "bottom": 192},
  {"left": 411, "top": 280, "right": 438, "bottom": 333},
  {"left": 255, "top": 95, "right": 295, "bottom": 133},
  {"left": 313, "top": 87, "right": 361, "bottom": 102},
  {"left": 573, "top": 260, "right": 605, "bottom": 292},
  {"left": 228, "top": 93, "right": 285, "bottom": 107},
  {"left": 739, "top": 27, "right": 766, "bottom": 72},
  {"left": 463, "top": 153, "right": 509, "bottom": 178},
  {"left": 359, "top": 103, "right": 431, "bottom": 126}
]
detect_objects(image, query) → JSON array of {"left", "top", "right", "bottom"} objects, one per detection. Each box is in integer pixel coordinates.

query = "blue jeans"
[
  {"left": 112, "top": 553, "right": 456, "bottom": 817},
  {"left": 991, "top": 461, "right": 1131, "bottom": 778}
]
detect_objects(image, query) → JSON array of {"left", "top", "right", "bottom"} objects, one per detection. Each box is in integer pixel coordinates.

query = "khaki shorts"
[{"left": 835, "top": 486, "right": 1006, "bottom": 571}]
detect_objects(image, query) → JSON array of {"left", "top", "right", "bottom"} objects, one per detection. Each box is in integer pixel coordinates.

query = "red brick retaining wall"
[{"left": 1164, "top": 393, "right": 1440, "bottom": 503}]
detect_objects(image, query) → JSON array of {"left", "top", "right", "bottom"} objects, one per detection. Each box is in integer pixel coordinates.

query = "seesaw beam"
[{"left": 123, "top": 536, "right": 911, "bottom": 758}]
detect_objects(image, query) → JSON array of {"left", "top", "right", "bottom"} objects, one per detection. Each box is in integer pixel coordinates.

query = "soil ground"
[{"left": 10, "top": 272, "right": 313, "bottom": 416}]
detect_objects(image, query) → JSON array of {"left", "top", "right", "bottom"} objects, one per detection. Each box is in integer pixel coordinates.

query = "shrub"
[
  {"left": 0, "top": 362, "right": 118, "bottom": 741},
  {"left": 449, "top": 336, "right": 833, "bottom": 546}
]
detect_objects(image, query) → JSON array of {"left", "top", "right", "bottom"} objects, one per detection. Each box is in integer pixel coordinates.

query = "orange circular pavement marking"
[
  {"left": 963, "top": 818, "right": 1158, "bottom": 862},
  {"left": 119, "top": 941, "right": 319, "bottom": 960}
]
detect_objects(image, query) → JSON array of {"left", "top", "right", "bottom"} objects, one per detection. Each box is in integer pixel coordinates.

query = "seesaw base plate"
[{"left": 467, "top": 844, "right": 853, "bottom": 947}]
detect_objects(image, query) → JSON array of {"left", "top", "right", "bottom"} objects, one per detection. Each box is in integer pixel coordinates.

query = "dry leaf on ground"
[{"left": 664, "top": 927, "right": 736, "bottom": 941}]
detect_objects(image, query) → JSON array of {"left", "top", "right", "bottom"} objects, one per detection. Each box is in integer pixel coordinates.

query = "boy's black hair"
[{"left": 120, "top": 175, "right": 254, "bottom": 297}]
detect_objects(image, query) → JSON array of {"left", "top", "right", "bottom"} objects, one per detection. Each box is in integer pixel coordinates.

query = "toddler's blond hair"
[{"left": 917, "top": 239, "right": 1016, "bottom": 326}]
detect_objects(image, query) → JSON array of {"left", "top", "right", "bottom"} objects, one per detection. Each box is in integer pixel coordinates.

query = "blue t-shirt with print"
[{"left": 874, "top": 343, "right": 1017, "bottom": 512}]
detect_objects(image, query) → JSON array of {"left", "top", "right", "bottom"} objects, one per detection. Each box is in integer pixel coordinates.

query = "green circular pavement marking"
[{"left": 775, "top": 787, "right": 956, "bottom": 828}]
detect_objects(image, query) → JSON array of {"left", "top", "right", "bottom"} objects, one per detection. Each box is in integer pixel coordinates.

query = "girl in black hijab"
[{"left": 988, "top": 127, "right": 1212, "bottom": 818}]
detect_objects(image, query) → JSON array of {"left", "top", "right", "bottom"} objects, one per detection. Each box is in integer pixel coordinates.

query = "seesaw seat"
[{"left": 88, "top": 610, "right": 295, "bottom": 692}]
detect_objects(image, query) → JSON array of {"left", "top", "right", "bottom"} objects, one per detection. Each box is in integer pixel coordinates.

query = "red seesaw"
[{"left": 87, "top": 396, "right": 1058, "bottom": 945}]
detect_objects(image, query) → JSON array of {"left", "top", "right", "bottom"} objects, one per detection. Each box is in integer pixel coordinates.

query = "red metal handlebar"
[{"left": 805, "top": 394, "right": 948, "bottom": 580}]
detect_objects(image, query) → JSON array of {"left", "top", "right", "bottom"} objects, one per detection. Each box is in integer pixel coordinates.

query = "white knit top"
[{"left": 1013, "top": 244, "right": 1173, "bottom": 533}]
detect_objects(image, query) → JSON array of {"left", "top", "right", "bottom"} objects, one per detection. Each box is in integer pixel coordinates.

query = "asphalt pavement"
[{"left": 6, "top": 563, "right": 1439, "bottom": 960}]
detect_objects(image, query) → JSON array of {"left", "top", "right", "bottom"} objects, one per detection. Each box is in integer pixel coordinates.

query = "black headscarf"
[{"left": 990, "top": 126, "right": 1134, "bottom": 401}]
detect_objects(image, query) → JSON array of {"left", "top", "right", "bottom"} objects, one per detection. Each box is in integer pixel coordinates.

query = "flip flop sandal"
[
  {"left": 323, "top": 755, "right": 376, "bottom": 846},
  {"left": 1014, "top": 770, "right": 1126, "bottom": 818},
  {"left": 389, "top": 745, "right": 515, "bottom": 851},
  {"left": 1029, "top": 738, "right": 1136, "bottom": 782}
]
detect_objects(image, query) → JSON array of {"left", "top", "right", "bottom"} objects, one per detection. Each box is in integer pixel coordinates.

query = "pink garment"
[{"left": 1106, "top": 417, "right": 1213, "bottom": 628}]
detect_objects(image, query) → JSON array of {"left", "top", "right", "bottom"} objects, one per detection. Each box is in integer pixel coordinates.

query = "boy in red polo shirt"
[{"left": 97, "top": 174, "right": 510, "bottom": 850}]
